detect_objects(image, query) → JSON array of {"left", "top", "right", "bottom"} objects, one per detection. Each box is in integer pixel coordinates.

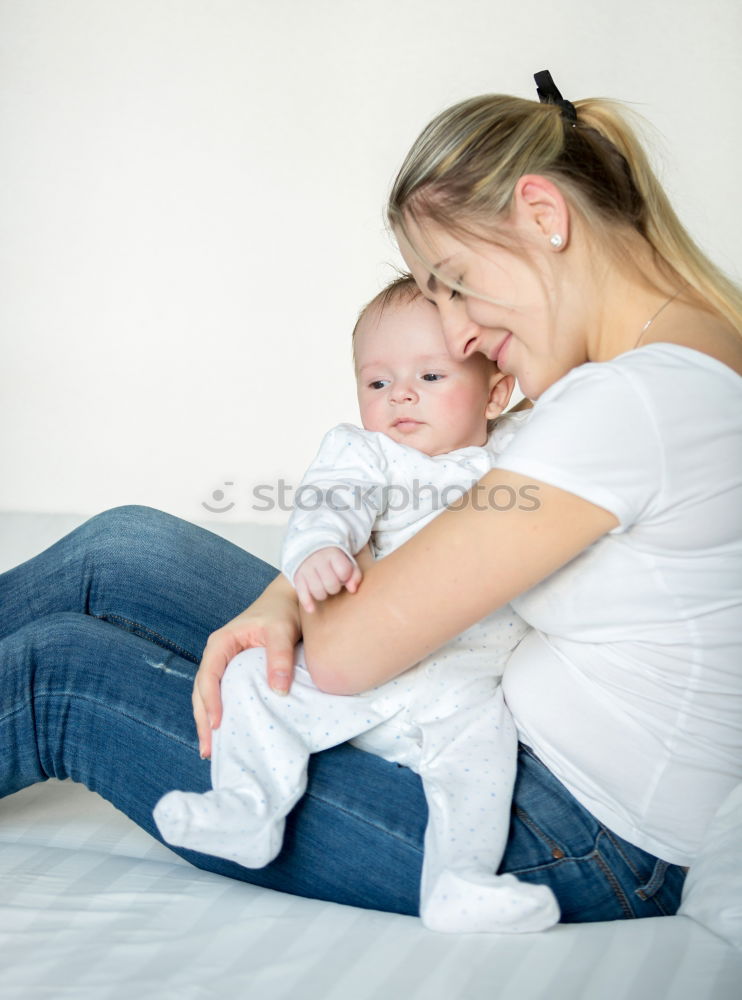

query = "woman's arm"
[{"left": 301, "top": 468, "right": 617, "bottom": 695}]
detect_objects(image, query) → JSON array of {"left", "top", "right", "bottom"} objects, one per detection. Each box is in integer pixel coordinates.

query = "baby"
[{"left": 154, "top": 276, "right": 559, "bottom": 933}]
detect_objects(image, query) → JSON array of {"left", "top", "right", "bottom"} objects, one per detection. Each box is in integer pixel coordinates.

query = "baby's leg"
[
  {"left": 417, "top": 686, "right": 560, "bottom": 933},
  {"left": 153, "top": 643, "right": 388, "bottom": 867}
]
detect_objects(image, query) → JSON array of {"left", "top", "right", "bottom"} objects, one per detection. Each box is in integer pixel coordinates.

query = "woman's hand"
[{"left": 192, "top": 573, "right": 301, "bottom": 759}]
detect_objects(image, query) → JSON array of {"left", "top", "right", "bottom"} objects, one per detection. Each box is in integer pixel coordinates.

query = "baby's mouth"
[{"left": 392, "top": 418, "right": 423, "bottom": 428}]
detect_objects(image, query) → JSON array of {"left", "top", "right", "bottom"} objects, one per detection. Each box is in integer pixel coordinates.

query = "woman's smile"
[{"left": 487, "top": 333, "right": 513, "bottom": 369}]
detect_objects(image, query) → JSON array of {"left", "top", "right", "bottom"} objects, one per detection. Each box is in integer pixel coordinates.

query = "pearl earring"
[{"left": 549, "top": 234, "right": 564, "bottom": 249}]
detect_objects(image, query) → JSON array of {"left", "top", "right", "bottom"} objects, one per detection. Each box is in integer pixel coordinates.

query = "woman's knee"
[
  {"left": 74, "top": 505, "right": 188, "bottom": 586},
  {"left": 83, "top": 505, "right": 181, "bottom": 552}
]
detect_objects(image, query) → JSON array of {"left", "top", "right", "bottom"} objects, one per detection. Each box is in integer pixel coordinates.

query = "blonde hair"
[{"left": 387, "top": 93, "right": 742, "bottom": 332}]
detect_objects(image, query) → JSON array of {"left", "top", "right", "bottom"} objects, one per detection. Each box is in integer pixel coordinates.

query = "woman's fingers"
[
  {"left": 192, "top": 627, "right": 242, "bottom": 758},
  {"left": 192, "top": 682, "right": 215, "bottom": 759},
  {"left": 265, "top": 624, "right": 297, "bottom": 695},
  {"left": 192, "top": 665, "right": 223, "bottom": 760},
  {"left": 193, "top": 621, "right": 300, "bottom": 752}
]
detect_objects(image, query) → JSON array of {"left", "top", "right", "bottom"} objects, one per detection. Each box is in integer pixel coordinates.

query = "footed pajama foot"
[
  {"left": 421, "top": 869, "right": 560, "bottom": 933},
  {"left": 153, "top": 786, "right": 284, "bottom": 868}
]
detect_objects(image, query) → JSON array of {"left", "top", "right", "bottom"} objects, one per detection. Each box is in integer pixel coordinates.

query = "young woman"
[{"left": 2, "top": 73, "right": 740, "bottom": 925}]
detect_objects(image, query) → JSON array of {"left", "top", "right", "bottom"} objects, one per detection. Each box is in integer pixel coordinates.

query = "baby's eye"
[
  {"left": 368, "top": 379, "right": 389, "bottom": 390},
  {"left": 421, "top": 373, "right": 444, "bottom": 382}
]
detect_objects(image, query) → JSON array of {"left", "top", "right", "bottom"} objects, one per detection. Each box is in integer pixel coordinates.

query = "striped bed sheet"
[{"left": 1, "top": 513, "right": 740, "bottom": 999}]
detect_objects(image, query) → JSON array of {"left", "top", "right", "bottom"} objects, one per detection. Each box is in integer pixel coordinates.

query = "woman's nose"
[{"left": 439, "top": 303, "right": 481, "bottom": 360}]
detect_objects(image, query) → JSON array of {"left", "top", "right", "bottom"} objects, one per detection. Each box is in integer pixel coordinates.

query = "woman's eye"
[
  {"left": 449, "top": 276, "right": 465, "bottom": 300},
  {"left": 421, "top": 373, "right": 444, "bottom": 382}
]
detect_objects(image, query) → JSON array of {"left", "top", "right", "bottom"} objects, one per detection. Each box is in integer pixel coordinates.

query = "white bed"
[{"left": 1, "top": 512, "right": 740, "bottom": 1000}]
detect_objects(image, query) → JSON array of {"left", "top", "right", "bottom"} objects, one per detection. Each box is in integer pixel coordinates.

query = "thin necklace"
[{"left": 634, "top": 284, "right": 687, "bottom": 349}]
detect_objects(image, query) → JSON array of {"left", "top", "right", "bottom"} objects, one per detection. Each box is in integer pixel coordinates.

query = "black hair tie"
[{"left": 534, "top": 69, "right": 577, "bottom": 125}]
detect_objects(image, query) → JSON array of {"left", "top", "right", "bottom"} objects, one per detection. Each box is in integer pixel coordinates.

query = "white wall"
[{"left": 1, "top": 0, "right": 740, "bottom": 525}]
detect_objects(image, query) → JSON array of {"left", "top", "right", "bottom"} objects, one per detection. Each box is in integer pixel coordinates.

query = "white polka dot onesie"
[{"left": 154, "top": 412, "right": 559, "bottom": 932}]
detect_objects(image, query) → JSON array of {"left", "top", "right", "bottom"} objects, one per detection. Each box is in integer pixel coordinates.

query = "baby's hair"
[{"left": 351, "top": 272, "right": 421, "bottom": 368}]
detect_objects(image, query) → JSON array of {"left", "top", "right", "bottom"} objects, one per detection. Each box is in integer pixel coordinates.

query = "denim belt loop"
[{"left": 635, "top": 858, "right": 670, "bottom": 900}]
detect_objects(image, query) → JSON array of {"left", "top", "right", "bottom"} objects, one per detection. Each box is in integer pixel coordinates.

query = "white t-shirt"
[{"left": 496, "top": 344, "right": 742, "bottom": 866}]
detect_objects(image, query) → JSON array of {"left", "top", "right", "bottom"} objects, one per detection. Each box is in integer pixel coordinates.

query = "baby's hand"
[{"left": 293, "top": 547, "right": 363, "bottom": 613}]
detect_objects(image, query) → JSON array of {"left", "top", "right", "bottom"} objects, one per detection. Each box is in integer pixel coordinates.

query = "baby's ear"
[{"left": 485, "top": 373, "right": 516, "bottom": 419}]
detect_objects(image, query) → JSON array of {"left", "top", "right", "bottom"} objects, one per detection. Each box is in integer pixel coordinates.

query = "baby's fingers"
[
  {"left": 326, "top": 550, "right": 353, "bottom": 580},
  {"left": 327, "top": 551, "right": 361, "bottom": 594},
  {"left": 295, "top": 575, "right": 316, "bottom": 614},
  {"left": 305, "top": 566, "right": 333, "bottom": 602},
  {"left": 344, "top": 563, "right": 363, "bottom": 594}
]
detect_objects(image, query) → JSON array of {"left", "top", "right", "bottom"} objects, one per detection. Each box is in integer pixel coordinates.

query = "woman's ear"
[
  {"left": 512, "top": 174, "right": 571, "bottom": 250},
  {"left": 485, "top": 372, "right": 516, "bottom": 419}
]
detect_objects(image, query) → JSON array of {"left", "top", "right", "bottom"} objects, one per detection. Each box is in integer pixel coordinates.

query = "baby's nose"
[{"left": 390, "top": 382, "right": 418, "bottom": 403}]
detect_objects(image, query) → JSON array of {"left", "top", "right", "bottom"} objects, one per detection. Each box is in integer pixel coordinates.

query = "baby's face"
[{"left": 355, "top": 295, "right": 502, "bottom": 456}]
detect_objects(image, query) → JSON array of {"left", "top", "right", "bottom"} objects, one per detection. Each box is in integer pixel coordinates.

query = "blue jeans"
[{"left": 0, "top": 506, "right": 686, "bottom": 922}]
